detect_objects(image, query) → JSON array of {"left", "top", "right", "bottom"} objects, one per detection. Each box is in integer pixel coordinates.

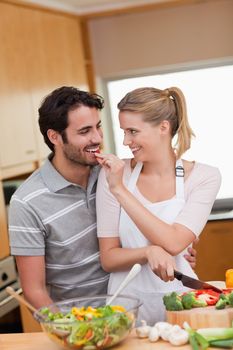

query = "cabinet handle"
[
  {"left": 0, "top": 287, "right": 22, "bottom": 306},
  {"left": 25, "top": 150, "right": 35, "bottom": 154}
]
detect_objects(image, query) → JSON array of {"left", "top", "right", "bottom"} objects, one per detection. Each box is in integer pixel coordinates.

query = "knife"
[{"left": 174, "top": 270, "right": 222, "bottom": 293}]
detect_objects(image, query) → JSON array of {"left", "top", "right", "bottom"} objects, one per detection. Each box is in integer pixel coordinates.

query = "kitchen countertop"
[
  {"left": 209, "top": 210, "right": 233, "bottom": 221},
  {"left": 0, "top": 330, "right": 193, "bottom": 350}
]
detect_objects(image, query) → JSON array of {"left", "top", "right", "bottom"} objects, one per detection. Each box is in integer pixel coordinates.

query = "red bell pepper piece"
[{"left": 194, "top": 289, "right": 219, "bottom": 305}]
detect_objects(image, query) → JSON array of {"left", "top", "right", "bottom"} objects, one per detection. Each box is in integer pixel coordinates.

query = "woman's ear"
[
  {"left": 47, "top": 129, "right": 60, "bottom": 147},
  {"left": 160, "top": 120, "right": 170, "bottom": 135}
]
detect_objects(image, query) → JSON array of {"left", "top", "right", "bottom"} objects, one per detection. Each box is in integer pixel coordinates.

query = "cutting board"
[{"left": 166, "top": 306, "right": 233, "bottom": 329}]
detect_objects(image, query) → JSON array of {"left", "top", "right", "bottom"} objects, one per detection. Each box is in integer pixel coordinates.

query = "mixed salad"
[{"left": 40, "top": 304, "right": 134, "bottom": 349}]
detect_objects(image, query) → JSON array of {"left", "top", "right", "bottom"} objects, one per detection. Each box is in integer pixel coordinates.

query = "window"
[{"left": 107, "top": 64, "right": 233, "bottom": 200}]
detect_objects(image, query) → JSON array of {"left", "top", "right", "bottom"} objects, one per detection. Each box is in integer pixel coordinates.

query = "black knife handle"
[{"left": 174, "top": 270, "right": 182, "bottom": 280}]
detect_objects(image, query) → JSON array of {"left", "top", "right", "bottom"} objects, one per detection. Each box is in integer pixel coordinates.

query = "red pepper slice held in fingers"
[
  {"left": 94, "top": 149, "right": 101, "bottom": 157},
  {"left": 94, "top": 149, "right": 101, "bottom": 158}
]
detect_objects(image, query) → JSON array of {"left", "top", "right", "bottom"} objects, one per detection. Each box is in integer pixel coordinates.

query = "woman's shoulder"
[
  {"left": 183, "top": 159, "right": 221, "bottom": 186},
  {"left": 193, "top": 161, "right": 221, "bottom": 178}
]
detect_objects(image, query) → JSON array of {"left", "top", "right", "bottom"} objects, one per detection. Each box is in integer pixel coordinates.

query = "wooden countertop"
[{"left": 0, "top": 330, "right": 193, "bottom": 350}]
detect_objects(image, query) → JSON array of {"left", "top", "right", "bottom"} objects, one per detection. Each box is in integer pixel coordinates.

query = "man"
[{"left": 9, "top": 86, "right": 196, "bottom": 308}]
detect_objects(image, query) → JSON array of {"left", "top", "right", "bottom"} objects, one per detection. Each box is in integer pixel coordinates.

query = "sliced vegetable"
[
  {"left": 182, "top": 292, "right": 207, "bottom": 309},
  {"left": 195, "top": 289, "right": 219, "bottom": 306},
  {"left": 163, "top": 290, "right": 220, "bottom": 311}
]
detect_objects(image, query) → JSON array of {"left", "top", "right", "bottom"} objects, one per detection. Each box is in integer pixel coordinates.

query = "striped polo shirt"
[{"left": 9, "top": 157, "right": 109, "bottom": 301}]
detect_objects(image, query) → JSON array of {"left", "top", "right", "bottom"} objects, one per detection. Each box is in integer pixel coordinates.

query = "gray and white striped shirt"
[{"left": 9, "top": 157, "right": 109, "bottom": 301}]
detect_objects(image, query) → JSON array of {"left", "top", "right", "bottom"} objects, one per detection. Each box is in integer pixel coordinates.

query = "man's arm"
[{"left": 16, "top": 256, "right": 53, "bottom": 309}]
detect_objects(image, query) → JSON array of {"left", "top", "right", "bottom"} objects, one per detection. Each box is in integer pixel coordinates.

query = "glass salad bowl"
[{"left": 34, "top": 294, "right": 141, "bottom": 350}]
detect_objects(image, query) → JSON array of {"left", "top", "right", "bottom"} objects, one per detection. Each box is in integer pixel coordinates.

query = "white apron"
[{"left": 107, "top": 159, "right": 198, "bottom": 325}]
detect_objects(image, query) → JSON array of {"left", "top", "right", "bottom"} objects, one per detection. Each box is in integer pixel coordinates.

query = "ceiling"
[{"left": 22, "top": 0, "right": 170, "bottom": 15}]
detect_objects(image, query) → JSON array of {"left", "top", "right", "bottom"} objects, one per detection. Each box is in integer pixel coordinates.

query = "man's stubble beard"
[{"left": 63, "top": 144, "right": 98, "bottom": 167}]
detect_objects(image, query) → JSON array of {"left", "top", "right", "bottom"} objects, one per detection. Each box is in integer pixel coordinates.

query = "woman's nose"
[{"left": 123, "top": 134, "right": 131, "bottom": 146}]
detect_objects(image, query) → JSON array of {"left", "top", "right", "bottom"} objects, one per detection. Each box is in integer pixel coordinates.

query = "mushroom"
[
  {"left": 168, "top": 325, "right": 189, "bottom": 346},
  {"left": 154, "top": 322, "right": 173, "bottom": 341},
  {"left": 135, "top": 320, "right": 151, "bottom": 338},
  {"left": 148, "top": 327, "right": 159, "bottom": 342}
]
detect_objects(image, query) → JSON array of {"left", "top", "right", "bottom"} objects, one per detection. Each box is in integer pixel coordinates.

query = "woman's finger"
[
  {"left": 160, "top": 268, "right": 169, "bottom": 282},
  {"left": 167, "top": 264, "right": 175, "bottom": 281}
]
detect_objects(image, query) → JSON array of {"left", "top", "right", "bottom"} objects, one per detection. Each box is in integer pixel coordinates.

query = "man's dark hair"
[{"left": 38, "top": 86, "right": 104, "bottom": 151}]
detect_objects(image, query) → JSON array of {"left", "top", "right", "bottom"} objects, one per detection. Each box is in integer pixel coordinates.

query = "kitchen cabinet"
[
  {"left": 0, "top": 4, "right": 37, "bottom": 176},
  {"left": 0, "top": 2, "right": 88, "bottom": 176},
  {"left": 195, "top": 219, "right": 233, "bottom": 282},
  {"left": 24, "top": 7, "right": 89, "bottom": 162}
]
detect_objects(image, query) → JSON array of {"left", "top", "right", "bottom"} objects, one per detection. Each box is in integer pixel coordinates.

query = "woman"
[{"left": 95, "top": 87, "right": 221, "bottom": 324}]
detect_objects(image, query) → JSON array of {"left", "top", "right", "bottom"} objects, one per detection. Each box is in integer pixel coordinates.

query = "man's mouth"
[{"left": 85, "top": 146, "right": 100, "bottom": 154}]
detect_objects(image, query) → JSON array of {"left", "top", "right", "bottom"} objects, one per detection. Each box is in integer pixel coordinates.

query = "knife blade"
[{"left": 174, "top": 270, "right": 222, "bottom": 293}]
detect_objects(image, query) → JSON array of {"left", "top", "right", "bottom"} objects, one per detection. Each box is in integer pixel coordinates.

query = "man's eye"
[
  {"left": 97, "top": 123, "right": 102, "bottom": 129},
  {"left": 79, "top": 129, "right": 89, "bottom": 134},
  {"left": 130, "top": 130, "right": 137, "bottom": 134}
]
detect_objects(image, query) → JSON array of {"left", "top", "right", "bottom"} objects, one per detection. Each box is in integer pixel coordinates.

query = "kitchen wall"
[{"left": 88, "top": 0, "right": 233, "bottom": 79}]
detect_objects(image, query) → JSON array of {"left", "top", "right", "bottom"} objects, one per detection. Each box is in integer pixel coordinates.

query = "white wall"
[{"left": 89, "top": 0, "right": 233, "bottom": 78}]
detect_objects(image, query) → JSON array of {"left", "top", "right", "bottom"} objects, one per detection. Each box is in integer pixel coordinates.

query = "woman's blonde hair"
[{"left": 117, "top": 87, "right": 195, "bottom": 159}]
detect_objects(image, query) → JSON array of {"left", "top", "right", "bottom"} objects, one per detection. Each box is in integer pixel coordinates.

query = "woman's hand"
[
  {"left": 95, "top": 153, "right": 125, "bottom": 192},
  {"left": 145, "top": 245, "right": 176, "bottom": 282}
]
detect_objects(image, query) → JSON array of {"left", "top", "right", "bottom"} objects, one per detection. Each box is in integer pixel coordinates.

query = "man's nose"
[{"left": 91, "top": 129, "right": 103, "bottom": 143}]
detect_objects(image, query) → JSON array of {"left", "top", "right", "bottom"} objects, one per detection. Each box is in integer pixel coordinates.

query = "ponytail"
[{"left": 167, "top": 87, "right": 195, "bottom": 159}]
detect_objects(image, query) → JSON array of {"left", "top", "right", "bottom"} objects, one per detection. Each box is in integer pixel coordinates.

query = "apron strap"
[
  {"left": 175, "top": 159, "right": 185, "bottom": 199},
  {"left": 127, "top": 161, "right": 143, "bottom": 192},
  {"left": 127, "top": 159, "right": 185, "bottom": 199}
]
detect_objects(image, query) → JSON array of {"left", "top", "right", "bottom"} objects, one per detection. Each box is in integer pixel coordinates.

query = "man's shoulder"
[{"left": 12, "top": 167, "right": 47, "bottom": 200}]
